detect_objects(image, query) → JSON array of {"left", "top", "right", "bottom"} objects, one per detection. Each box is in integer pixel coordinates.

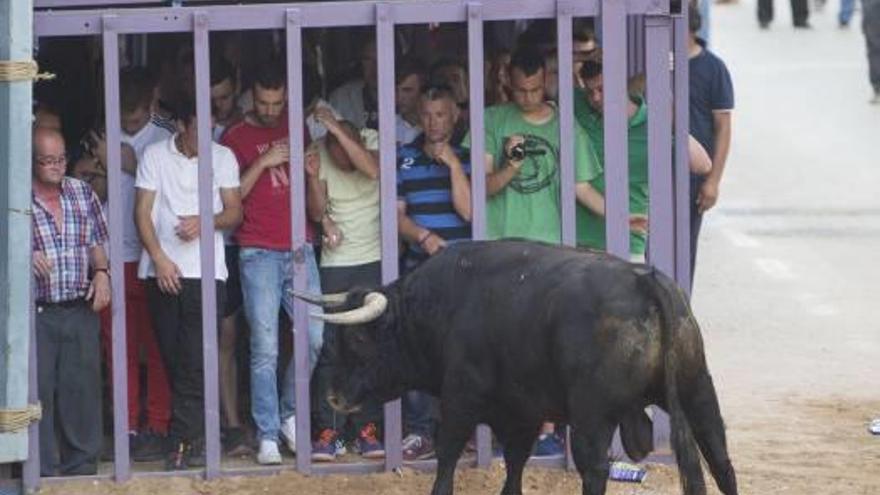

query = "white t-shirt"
[
  {"left": 117, "top": 118, "right": 173, "bottom": 262},
  {"left": 316, "top": 128, "right": 381, "bottom": 267},
  {"left": 396, "top": 114, "right": 422, "bottom": 147},
  {"left": 136, "top": 135, "right": 240, "bottom": 281}
]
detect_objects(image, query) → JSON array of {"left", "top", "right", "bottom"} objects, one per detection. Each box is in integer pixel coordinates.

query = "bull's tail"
[{"left": 636, "top": 268, "right": 707, "bottom": 495}]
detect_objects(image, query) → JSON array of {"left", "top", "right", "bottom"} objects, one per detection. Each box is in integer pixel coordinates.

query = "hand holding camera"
[{"left": 503, "top": 135, "right": 526, "bottom": 169}]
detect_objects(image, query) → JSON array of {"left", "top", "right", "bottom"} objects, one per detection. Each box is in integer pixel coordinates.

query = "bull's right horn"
[
  {"left": 289, "top": 289, "right": 349, "bottom": 307},
  {"left": 313, "top": 292, "right": 388, "bottom": 325}
]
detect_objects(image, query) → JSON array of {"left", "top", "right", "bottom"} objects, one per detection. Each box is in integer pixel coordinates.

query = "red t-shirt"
[{"left": 221, "top": 116, "right": 315, "bottom": 249}]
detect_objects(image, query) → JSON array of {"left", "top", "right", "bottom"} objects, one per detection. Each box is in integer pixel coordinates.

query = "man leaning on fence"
[
  {"left": 32, "top": 127, "right": 111, "bottom": 477},
  {"left": 134, "top": 97, "right": 242, "bottom": 470}
]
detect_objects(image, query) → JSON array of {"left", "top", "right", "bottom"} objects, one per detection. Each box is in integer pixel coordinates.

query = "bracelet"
[
  {"left": 93, "top": 267, "right": 110, "bottom": 277},
  {"left": 417, "top": 231, "right": 433, "bottom": 246}
]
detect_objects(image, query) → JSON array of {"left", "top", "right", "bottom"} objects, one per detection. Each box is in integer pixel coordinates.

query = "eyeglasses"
[{"left": 36, "top": 155, "right": 67, "bottom": 167}]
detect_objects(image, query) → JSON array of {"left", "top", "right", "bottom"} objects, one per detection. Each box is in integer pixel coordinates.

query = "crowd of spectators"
[{"left": 29, "top": 4, "right": 732, "bottom": 474}]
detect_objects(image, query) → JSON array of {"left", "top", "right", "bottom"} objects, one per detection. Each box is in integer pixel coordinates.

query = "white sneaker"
[
  {"left": 280, "top": 415, "right": 297, "bottom": 454},
  {"left": 256, "top": 439, "right": 282, "bottom": 465}
]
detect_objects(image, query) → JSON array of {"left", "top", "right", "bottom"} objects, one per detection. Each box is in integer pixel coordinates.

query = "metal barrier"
[{"left": 28, "top": 0, "right": 690, "bottom": 490}]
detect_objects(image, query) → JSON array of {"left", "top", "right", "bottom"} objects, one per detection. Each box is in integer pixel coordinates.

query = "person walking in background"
[
  {"left": 757, "top": 0, "right": 811, "bottom": 28},
  {"left": 862, "top": 0, "right": 880, "bottom": 103},
  {"left": 688, "top": 6, "right": 734, "bottom": 289}
]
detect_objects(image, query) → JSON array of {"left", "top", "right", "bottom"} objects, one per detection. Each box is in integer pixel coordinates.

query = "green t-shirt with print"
[
  {"left": 465, "top": 103, "right": 596, "bottom": 244},
  {"left": 574, "top": 95, "right": 649, "bottom": 255}
]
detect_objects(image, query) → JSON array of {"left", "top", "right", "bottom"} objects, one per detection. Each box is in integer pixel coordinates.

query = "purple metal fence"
[{"left": 29, "top": 0, "right": 688, "bottom": 490}]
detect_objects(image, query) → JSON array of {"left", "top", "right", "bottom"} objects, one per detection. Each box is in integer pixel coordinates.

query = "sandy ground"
[{"left": 35, "top": 0, "right": 880, "bottom": 493}]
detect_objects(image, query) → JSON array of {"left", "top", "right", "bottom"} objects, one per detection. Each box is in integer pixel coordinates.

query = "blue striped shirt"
[{"left": 397, "top": 139, "right": 471, "bottom": 265}]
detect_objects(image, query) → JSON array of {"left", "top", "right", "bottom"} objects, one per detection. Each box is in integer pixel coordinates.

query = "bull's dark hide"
[{"left": 307, "top": 240, "right": 738, "bottom": 495}]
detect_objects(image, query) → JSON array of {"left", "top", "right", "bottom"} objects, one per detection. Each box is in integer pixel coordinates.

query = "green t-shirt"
[
  {"left": 574, "top": 95, "right": 649, "bottom": 255},
  {"left": 465, "top": 103, "right": 596, "bottom": 244}
]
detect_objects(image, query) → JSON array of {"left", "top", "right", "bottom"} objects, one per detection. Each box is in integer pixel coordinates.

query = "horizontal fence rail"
[{"left": 27, "top": 0, "right": 688, "bottom": 490}]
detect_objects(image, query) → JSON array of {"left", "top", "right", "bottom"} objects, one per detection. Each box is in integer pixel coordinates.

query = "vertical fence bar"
[
  {"left": 557, "top": 0, "right": 575, "bottom": 247},
  {"left": 286, "top": 7, "right": 313, "bottom": 474},
  {"left": 555, "top": 0, "right": 579, "bottom": 469},
  {"left": 0, "top": 0, "right": 33, "bottom": 472},
  {"left": 601, "top": 0, "right": 630, "bottom": 258},
  {"left": 376, "top": 2, "right": 403, "bottom": 472},
  {"left": 673, "top": 3, "right": 691, "bottom": 292},
  {"left": 24, "top": 306, "right": 39, "bottom": 493},
  {"left": 645, "top": 14, "right": 675, "bottom": 453},
  {"left": 193, "top": 11, "right": 220, "bottom": 479},
  {"left": 645, "top": 16, "right": 674, "bottom": 276},
  {"left": 466, "top": 1, "right": 493, "bottom": 469},
  {"left": 102, "top": 16, "right": 133, "bottom": 482}
]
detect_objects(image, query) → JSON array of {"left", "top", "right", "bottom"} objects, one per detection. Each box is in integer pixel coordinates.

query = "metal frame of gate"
[{"left": 26, "top": 0, "right": 691, "bottom": 490}]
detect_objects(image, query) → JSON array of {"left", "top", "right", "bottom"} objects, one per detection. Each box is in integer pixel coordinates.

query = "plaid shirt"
[{"left": 32, "top": 177, "right": 109, "bottom": 303}]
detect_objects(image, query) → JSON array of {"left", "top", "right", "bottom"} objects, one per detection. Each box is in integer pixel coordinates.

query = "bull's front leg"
[
  {"left": 494, "top": 421, "right": 542, "bottom": 495},
  {"left": 430, "top": 400, "right": 481, "bottom": 495}
]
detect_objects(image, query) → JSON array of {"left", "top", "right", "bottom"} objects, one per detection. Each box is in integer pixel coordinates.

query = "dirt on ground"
[{"left": 38, "top": 395, "right": 880, "bottom": 495}]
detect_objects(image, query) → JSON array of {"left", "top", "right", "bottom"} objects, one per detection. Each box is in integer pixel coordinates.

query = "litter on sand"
[
  {"left": 609, "top": 461, "right": 647, "bottom": 483},
  {"left": 869, "top": 418, "right": 880, "bottom": 435}
]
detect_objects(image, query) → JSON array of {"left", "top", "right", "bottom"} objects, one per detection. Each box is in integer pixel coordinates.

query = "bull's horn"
[
  {"left": 289, "top": 289, "right": 349, "bottom": 306},
  {"left": 313, "top": 292, "right": 388, "bottom": 325}
]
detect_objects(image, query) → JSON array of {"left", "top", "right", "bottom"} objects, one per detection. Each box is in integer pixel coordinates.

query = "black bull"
[{"left": 295, "top": 240, "right": 737, "bottom": 495}]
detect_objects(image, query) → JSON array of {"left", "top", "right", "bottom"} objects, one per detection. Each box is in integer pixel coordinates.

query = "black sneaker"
[
  {"left": 189, "top": 438, "right": 206, "bottom": 467},
  {"left": 132, "top": 430, "right": 167, "bottom": 462},
  {"left": 222, "top": 427, "right": 254, "bottom": 457},
  {"left": 165, "top": 441, "right": 191, "bottom": 471}
]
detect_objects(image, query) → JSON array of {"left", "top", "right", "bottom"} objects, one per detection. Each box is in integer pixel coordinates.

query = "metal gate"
[{"left": 24, "top": 0, "right": 692, "bottom": 490}]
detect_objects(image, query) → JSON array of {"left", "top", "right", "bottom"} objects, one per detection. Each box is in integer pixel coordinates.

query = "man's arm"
[
  {"left": 87, "top": 243, "right": 111, "bottom": 312},
  {"left": 698, "top": 111, "right": 732, "bottom": 213},
  {"left": 215, "top": 187, "right": 243, "bottom": 231},
  {"left": 433, "top": 145, "right": 472, "bottom": 221},
  {"left": 239, "top": 144, "right": 289, "bottom": 199},
  {"left": 486, "top": 135, "right": 525, "bottom": 197},
  {"left": 317, "top": 109, "right": 380, "bottom": 179},
  {"left": 687, "top": 134, "right": 712, "bottom": 175},
  {"left": 135, "top": 187, "right": 182, "bottom": 294},
  {"left": 305, "top": 150, "right": 328, "bottom": 222},
  {"left": 575, "top": 182, "right": 605, "bottom": 217},
  {"left": 397, "top": 200, "right": 445, "bottom": 255}
]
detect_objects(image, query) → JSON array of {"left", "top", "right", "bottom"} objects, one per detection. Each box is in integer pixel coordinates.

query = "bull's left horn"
[{"left": 313, "top": 292, "right": 388, "bottom": 325}]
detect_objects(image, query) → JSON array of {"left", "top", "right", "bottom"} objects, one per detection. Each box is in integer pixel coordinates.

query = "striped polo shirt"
[{"left": 397, "top": 138, "right": 472, "bottom": 265}]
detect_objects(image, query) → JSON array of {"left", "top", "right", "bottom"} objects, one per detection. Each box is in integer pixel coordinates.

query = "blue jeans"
[
  {"left": 840, "top": 0, "right": 856, "bottom": 24},
  {"left": 239, "top": 245, "right": 324, "bottom": 442}
]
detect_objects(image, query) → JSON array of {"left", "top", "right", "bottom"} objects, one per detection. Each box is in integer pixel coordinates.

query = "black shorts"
[{"left": 224, "top": 244, "right": 243, "bottom": 318}]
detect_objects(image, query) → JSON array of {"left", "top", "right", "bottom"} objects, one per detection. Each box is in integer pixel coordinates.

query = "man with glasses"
[{"left": 32, "top": 127, "right": 111, "bottom": 476}]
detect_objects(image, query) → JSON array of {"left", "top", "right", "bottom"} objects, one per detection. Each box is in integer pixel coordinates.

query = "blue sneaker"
[
  {"left": 311, "top": 429, "right": 341, "bottom": 462},
  {"left": 356, "top": 423, "right": 386, "bottom": 459},
  {"left": 533, "top": 432, "right": 565, "bottom": 457}
]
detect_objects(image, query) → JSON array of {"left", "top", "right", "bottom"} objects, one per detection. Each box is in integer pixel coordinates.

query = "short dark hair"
[
  {"left": 573, "top": 18, "right": 597, "bottom": 43},
  {"left": 254, "top": 59, "right": 287, "bottom": 91},
  {"left": 395, "top": 56, "right": 426, "bottom": 87},
  {"left": 170, "top": 95, "right": 197, "bottom": 126},
  {"left": 509, "top": 46, "right": 545, "bottom": 77},
  {"left": 421, "top": 83, "right": 457, "bottom": 103},
  {"left": 210, "top": 56, "right": 235, "bottom": 87},
  {"left": 579, "top": 60, "right": 603, "bottom": 83},
  {"left": 689, "top": 3, "right": 703, "bottom": 33},
  {"left": 120, "top": 67, "right": 156, "bottom": 115}
]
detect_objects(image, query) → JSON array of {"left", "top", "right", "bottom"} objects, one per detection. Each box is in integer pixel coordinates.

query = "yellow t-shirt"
[{"left": 316, "top": 129, "right": 381, "bottom": 267}]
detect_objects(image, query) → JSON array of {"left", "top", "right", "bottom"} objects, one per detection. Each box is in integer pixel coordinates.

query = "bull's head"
[{"left": 292, "top": 288, "right": 406, "bottom": 414}]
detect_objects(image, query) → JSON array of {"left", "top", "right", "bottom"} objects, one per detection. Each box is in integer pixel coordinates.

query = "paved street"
[{"left": 692, "top": 1, "right": 880, "bottom": 491}]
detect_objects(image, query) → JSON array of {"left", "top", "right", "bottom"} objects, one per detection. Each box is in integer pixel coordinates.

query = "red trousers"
[{"left": 100, "top": 262, "right": 171, "bottom": 434}]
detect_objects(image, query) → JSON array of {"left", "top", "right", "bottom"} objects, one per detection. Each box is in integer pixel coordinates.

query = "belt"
[{"left": 37, "top": 297, "right": 87, "bottom": 309}]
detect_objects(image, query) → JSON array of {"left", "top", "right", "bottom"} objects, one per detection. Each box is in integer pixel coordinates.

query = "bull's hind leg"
[
  {"left": 569, "top": 415, "right": 617, "bottom": 495},
  {"left": 681, "top": 372, "right": 739, "bottom": 495},
  {"left": 493, "top": 421, "right": 542, "bottom": 495}
]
